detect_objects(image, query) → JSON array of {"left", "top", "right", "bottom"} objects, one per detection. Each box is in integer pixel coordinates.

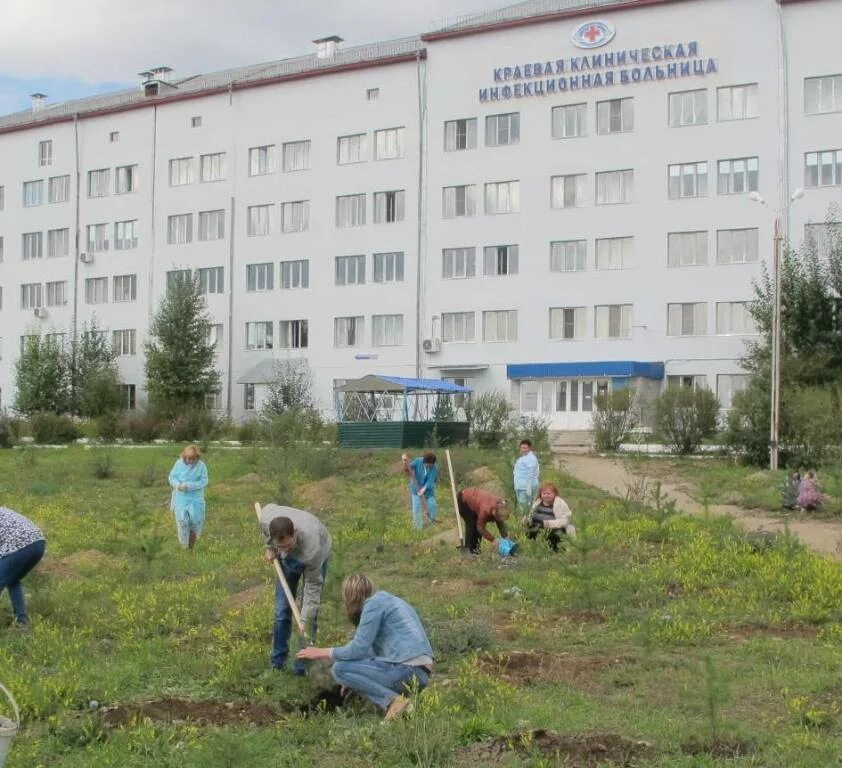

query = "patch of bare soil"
[
  {"left": 456, "top": 730, "right": 652, "bottom": 767},
  {"left": 236, "top": 472, "right": 262, "bottom": 485},
  {"left": 682, "top": 737, "right": 755, "bottom": 758},
  {"left": 222, "top": 583, "right": 266, "bottom": 612},
  {"left": 476, "top": 651, "right": 631, "bottom": 688},
  {"left": 102, "top": 698, "right": 286, "bottom": 728},
  {"left": 466, "top": 466, "right": 506, "bottom": 495},
  {"left": 726, "top": 623, "right": 818, "bottom": 642},
  {"left": 297, "top": 476, "right": 340, "bottom": 510},
  {"left": 564, "top": 609, "right": 609, "bottom": 624}
]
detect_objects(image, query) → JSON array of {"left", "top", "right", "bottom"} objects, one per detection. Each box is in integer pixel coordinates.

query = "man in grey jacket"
[{"left": 259, "top": 504, "right": 332, "bottom": 675}]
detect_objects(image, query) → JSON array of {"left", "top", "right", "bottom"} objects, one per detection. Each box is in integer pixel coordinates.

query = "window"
[
  {"left": 23, "top": 180, "right": 43, "bottom": 207},
  {"left": 166, "top": 270, "right": 192, "bottom": 292},
  {"left": 367, "top": 88, "right": 379, "bottom": 101},
  {"left": 247, "top": 204, "right": 273, "bottom": 236},
  {"left": 86, "top": 223, "right": 108, "bottom": 252},
  {"left": 0, "top": 186, "right": 4, "bottom": 209},
  {"left": 114, "top": 220, "right": 138, "bottom": 250},
  {"left": 717, "top": 228, "right": 758, "bottom": 264},
  {"left": 22, "top": 232, "right": 43, "bottom": 260},
  {"left": 109, "top": 131, "right": 119, "bottom": 143},
  {"left": 197, "top": 266, "right": 224, "bottom": 294},
  {"left": 112, "top": 329, "right": 136, "bottom": 356},
  {"left": 805, "top": 222, "right": 842, "bottom": 257},
  {"left": 249, "top": 145, "right": 275, "bottom": 176},
  {"left": 717, "top": 374, "right": 749, "bottom": 409},
  {"left": 485, "top": 112, "right": 519, "bottom": 146},
  {"left": 336, "top": 194, "right": 366, "bottom": 227},
  {"left": 668, "top": 375, "right": 708, "bottom": 391},
  {"left": 551, "top": 103, "right": 586, "bottom": 138},
  {"left": 39, "top": 140, "right": 52, "bottom": 166},
  {"left": 115, "top": 165, "right": 138, "bottom": 194},
  {"left": 198, "top": 209, "right": 225, "bottom": 241},
  {"left": 597, "top": 97, "right": 633, "bottom": 134},
  {"left": 205, "top": 388, "right": 223, "bottom": 411},
  {"left": 372, "top": 314, "right": 403, "bottom": 346},
  {"left": 442, "top": 247, "right": 476, "bottom": 279},
  {"left": 46, "top": 281, "right": 67, "bottom": 306},
  {"left": 113, "top": 274, "right": 137, "bottom": 302},
  {"left": 717, "top": 83, "right": 759, "bottom": 121},
  {"left": 549, "top": 307, "right": 585, "bottom": 340},
  {"left": 373, "top": 190, "right": 405, "bottom": 223},
  {"left": 200, "top": 152, "right": 226, "bottom": 182},
  {"left": 373, "top": 251, "right": 404, "bottom": 283},
  {"left": 442, "top": 312, "right": 476, "bottom": 342},
  {"left": 596, "top": 237, "right": 633, "bottom": 270},
  {"left": 166, "top": 214, "right": 193, "bottom": 244},
  {"left": 191, "top": 116, "right": 202, "bottom": 128},
  {"left": 805, "top": 74, "right": 842, "bottom": 115},
  {"left": 45, "top": 333, "right": 66, "bottom": 348},
  {"left": 669, "top": 88, "right": 707, "bottom": 126},
  {"left": 374, "top": 127, "right": 405, "bottom": 160},
  {"left": 21, "top": 283, "right": 42, "bottom": 309},
  {"left": 242, "top": 383, "right": 255, "bottom": 411},
  {"left": 246, "top": 262, "right": 274, "bottom": 291},
  {"left": 335, "top": 254, "right": 366, "bottom": 286},
  {"left": 208, "top": 323, "right": 223, "bottom": 352},
  {"left": 668, "top": 161, "right": 708, "bottom": 198},
  {"left": 48, "top": 175, "right": 70, "bottom": 203},
  {"left": 483, "top": 245, "right": 518, "bottom": 276},
  {"left": 169, "top": 157, "right": 193, "bottom": 186},
  {"left": 246, "top": 322, "right": 273, "bottom": 350},
  {"left": 551, "top": 174, "right": 586, "bottom": 208},
  {"left": 279, "top": 319, "right": 309, "bottom": 349},
  {"left": 668, "top": 231, "right": 708, "bottom": 267},
  {"left": 718, "top": 157, "right": 759, "bottom": 194},
  {"left": 334, "top": 316, "right": 364, "bottom": 347},
  {"left": 444, "top": 118, "right": 477, "bottom": 151},
  {"left": 716, "top": 302, "right": 757, "bottom": 334},
  {"left": 281, "top": 200, "right": 310, "bottom": 233},
  {"left": 47, "top": 228, "right": 69, "bottom": 258},
  {"left": 483, "top": 310, "right": 517, "bottom": 342},
  {"left": 484, "top": 180, "right": 520, "bottom": 214},
  {"left": 0, "top": 236, "right": 3, "bottom": 261},
  {"left": 87, "top": 169, "right": 110, "bottom": 197},
  {"left": 337, "top": 134, "right": 366, "bottom": 164},
  {"left": 442, "top": 185, "right": 476, "bottom": 218},
  {"left": 595, "top": 304, "right": 632, "bottom": 338},
  {"left": 667, "top": 303, "right": 707, "bottom": 336},
  {"left": 596, "top": 169, "right": 633, "bottom": 204},
  {"left": 550, "top": 240, "right": 586, "bottom": 272},
  {"left": 280, "top": 259, "right": 309, "bottom": 289},
  {"left": 85, "top": 277, "right": 108, "bottom": 304},
  {"left": 805, "top": 149, "right": 842, "bottom": 187},
  {"left": 282, "top": 140, "right": 311, "bottom": 172}
]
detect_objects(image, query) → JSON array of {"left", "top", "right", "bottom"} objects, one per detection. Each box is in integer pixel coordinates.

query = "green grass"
[{"left": 0, "top": 445, "right": 840, "bottom": 766}]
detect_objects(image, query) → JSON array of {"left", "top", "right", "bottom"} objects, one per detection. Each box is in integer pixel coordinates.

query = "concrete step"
[{"left": 549, "top": 430, "right": 594, "bottom": 450}]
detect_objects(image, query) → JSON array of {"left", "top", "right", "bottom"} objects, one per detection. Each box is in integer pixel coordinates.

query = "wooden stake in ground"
[
  {"left": 253, "top": 502, "right": 307, "bottom": 637},
  {"left": 445, "top": 449, "right": 464, "bottom": 547}
]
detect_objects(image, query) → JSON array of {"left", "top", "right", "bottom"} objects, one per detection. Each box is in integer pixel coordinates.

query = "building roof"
[
  {"left": 0, "top": 36, "right": 424, "bottom": 132},
  {"left": 335, "top": 375, "right": 472, "bottom": 393}
]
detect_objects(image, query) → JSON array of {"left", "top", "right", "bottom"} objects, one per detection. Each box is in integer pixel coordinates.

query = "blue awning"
[
  {"left": 335, "top": 374, "right": 472, "bottom": 393},
  {"left": 507, "top": 361, "right": 664, "bottom": 380}
]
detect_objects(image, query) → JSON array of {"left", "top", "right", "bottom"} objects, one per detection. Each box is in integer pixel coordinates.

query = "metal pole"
[{"left": 770, "top": 217, "right": 782, "bottom": 471}]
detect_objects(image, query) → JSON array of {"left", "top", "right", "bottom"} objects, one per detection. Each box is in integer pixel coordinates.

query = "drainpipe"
[
  {"left": 71, "top": 114, "right": 81, "bottom": 412},
  {"left": 227, "top": 196, "right": 235, "bottom": 418},
  {"left": 414, "top": 50, "right": 427, "bottom": 379}
]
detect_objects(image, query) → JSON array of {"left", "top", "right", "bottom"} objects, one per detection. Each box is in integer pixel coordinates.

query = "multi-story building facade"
[{"left": 0, "top": 0, "right": 840, "bottom": 428}]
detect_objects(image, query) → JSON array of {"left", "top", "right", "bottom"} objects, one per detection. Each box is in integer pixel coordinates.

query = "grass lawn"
[{"left": 0, "top": 444, "right": 840, "bottom": 767}]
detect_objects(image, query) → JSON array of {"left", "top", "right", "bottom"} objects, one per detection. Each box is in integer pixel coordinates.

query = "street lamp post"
[{"left": 749, "top": 189, "right": 804, "bottom": 471}]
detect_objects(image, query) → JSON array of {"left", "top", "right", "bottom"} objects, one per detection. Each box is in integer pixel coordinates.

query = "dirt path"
[{"left": 558, "top": 454, "right": 842, "bottom": 560}]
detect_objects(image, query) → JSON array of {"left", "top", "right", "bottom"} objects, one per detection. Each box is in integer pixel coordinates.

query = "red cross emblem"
[{"left": 583, "top": 24, "right": 602, "bottom": 43}]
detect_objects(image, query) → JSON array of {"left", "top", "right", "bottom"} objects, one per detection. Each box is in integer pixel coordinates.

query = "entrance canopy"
[
  {"left": 335, "top": 374, "right": 472, "bottom": 394},
  {"left": 334, "top": 375, "right": 471, "bottom": 422}
]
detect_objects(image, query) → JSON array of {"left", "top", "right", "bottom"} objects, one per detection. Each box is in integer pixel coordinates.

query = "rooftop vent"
[
  {"left": 138, "top": 66, "right": 176, "bottom": 97},
  {"left": 313, "top": 36, "right": 343, "bottom": 60},
  {"left": 30, "top": 93, "right": 48, "bottom": 112}
]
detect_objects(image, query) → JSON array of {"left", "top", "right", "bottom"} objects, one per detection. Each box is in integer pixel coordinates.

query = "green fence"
[{"left": 337, "top": 421, "right": 470, "bottom": 448}]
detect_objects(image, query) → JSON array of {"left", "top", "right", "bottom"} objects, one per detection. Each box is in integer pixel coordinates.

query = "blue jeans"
[
  {"left": 272, "top": 556, "right": 327, "bottom": 673},
  {"left": 0, "top": 540, "right": 45, "bottom": 624},
  {"left": 332, "top": 659, "right": 429, "bottom": 710},
  {"left": 410, "top": 492, "right": 437, "bottom": 529},
  {"left": 515, "top": 487, "right": 536, "bottom": 514}
]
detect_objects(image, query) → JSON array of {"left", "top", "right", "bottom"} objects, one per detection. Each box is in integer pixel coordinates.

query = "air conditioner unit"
[
  {"left": 33, "top": 307, "right": 48, "bottom": 319},
  {"left": 79, "top": 252, "right": 93, "bottom": 264},
  {"left": 422, "top": 338, "right": 441, "bottom": 353}
]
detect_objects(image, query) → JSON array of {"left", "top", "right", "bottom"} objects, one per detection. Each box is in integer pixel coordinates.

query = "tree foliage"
[
  {"left": 14, "top": 336, "right": 70, "bottom": 415},
  {"left": 592, "top": 388, "right": 636, "bottom": 451},
  {"left": 144, "top": 274, "right": 220, "bottom": 416},
  {"left": 654, "top": 387, "right": 719, "bottom": 455},
  {"left": 73, "top": 320, "right": 123, "bottom": 418}
]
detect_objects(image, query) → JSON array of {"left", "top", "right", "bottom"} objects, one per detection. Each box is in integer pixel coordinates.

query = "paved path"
[{"left": 557, "top": 454, "right": 842, "bottom": 560}]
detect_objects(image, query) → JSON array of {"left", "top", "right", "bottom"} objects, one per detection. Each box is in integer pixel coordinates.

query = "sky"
[{"left": 0, "top": 0, "right": 513, "bottom": 116}]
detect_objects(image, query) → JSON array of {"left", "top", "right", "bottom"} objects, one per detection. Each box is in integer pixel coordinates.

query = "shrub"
[
  {"left": 429, "top": 617, "right": 494, "bottom": 655},
  {"left": 509, "top": 414, "right": 550, "bottom": 455},
  {"left": 125, "top": 413, "right": 161, "bottom": 443},
  {"left": 137, "top": 464, "right": 158, "bottom": 488},
  {"left": 91, "top": 452, "right": 115, "bottom": 479},
  {"left": 0, "top": 416, "right": 14, "bottom": 448},
  {"left": 167, "top": 408, "right": 218, "bottom": 442},
  {"left": 592, "top": 388, "right": 636, "bottom": 451},
  {"left": 95, "top": 411, "right": 124, "bottom": 442},
  {"left": 236, "top": 419, "right": 262, "bottom": 444},
  {"left": 466, "top": 390, "right": 511, "bottom": 449},
  {"left": 654, "top": 387, "right": 719, "bottom": 455},
  {"left": 30, "top": 412, "right": 80, "bottom": 444}
]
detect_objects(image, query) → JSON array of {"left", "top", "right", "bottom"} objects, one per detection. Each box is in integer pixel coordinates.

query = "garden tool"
[{"left": 445, "top": 449, "right": 464, "bottom": 547}]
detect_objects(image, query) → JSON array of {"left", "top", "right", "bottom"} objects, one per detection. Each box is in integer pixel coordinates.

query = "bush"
[
  {"left": 0, "top": 416, "right": 14, "bottom": 448},
  {"left": 95, "top": 411, "right": 124, "bottom": 442},
  {"left": 30, "top": 412, "right": 80, "bottom": 444},
  {"left": 509, "top": 414, "right": 550, "bottom": 455},
  {"left": 592, "top": 388, "right": 637, "bottom": 451},
  {"left": 466, "top": 390, "right": 511, "bottom": 449},
  {"left": 236, "top": 419, "right": 262, "bottom": 444},
  {"left": 782, "top": 386, "right": 842, "bottom": 468},
  {"left": 125, "top": 413, "right": 161, "bottom": 443},
  {"left": 167, "top": 408, "right": 218, "bottom": 442},
  {"left": 654, "top": 387, "right": 719, "bottom": 455},
  {"left": 91, "top": 452, "right": 115, "bottom": 479}
]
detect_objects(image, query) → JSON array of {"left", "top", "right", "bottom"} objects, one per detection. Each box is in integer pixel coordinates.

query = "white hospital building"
[{"left": 0, "top": 0, "right": 840, "bottom": 430}]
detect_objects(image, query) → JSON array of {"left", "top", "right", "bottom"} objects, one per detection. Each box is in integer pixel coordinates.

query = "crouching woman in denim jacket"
[{"left": 297, "top": 573, "right": 433, "bottom": 722}]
